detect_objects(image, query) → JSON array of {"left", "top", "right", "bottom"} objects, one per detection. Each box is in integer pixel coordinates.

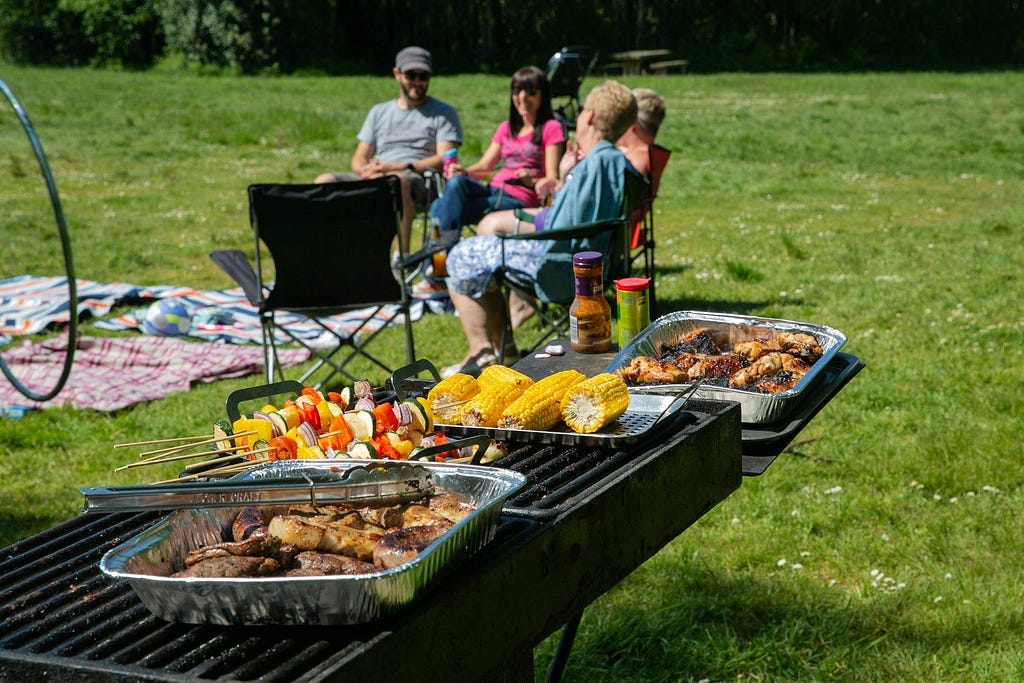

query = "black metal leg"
[{"left": 546, "top": 612, "right": 583, "bottom": 683}]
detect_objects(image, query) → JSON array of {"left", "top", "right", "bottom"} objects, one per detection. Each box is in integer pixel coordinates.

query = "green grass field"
[{"left": 1, "top": 64, "right": 1022, "bottom": 681}]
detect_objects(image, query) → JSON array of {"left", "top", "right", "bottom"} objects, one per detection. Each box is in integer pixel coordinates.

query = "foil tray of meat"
[
  {"left": 100, "top": 460, "right": 526, "bottom": 625},
  {"left": 603, "top": 310, "right": 847, "bottom": 424}
]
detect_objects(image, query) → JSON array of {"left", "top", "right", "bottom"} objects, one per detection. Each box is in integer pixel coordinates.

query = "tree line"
[{"left": 1, "top": 0, "right": 1021, "bottom": 73}]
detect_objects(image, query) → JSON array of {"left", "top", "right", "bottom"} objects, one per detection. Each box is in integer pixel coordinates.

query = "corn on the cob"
[
  {"left": 460, "top": 368, "right": 533, "bottom": 427},
  {"left": 477, "top": 364, "right": 531, "bottom": 390},
  {"left": 560, "top": 372, "right": 630, "bottom": 434},
  {"left": 498, "top": 369, "right": 586, "bottom": 430},
  {"left": 427, "top": 373, "right": 480, "bottom": 425}
]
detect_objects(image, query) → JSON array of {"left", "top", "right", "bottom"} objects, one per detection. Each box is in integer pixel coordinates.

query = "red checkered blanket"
[{"left": 0, "top": 336, "right": 309, "bottom": 411}]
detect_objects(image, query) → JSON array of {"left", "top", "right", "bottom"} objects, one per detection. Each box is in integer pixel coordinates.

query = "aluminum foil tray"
[
  {"left": 604, "top": 310, "right": 847, "bottom": 424},
  {"left": 439, "top": 392, "right": 695, "bottom": 447},
  {"left": 100, "top": 460, "right": 526, "bottom": 625}
]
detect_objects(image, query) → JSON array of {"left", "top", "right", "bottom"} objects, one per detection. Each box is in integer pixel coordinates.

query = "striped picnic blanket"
[
  {"left": 0, "top": 275, "right": 450, "bottom": 347},
  {"left": 0, "top": 336, "right": 310, "bottom": 411}
]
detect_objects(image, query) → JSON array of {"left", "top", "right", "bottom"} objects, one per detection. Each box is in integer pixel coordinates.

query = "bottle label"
[{"left": 574, "top": 274, "right": 603, "bottom": 296}]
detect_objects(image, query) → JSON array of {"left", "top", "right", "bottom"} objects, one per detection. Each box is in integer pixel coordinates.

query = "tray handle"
[
  {"left": 390, "top": 359, "right": 441, "bottom": 402},
  {"left": 225, "top": 380, "right": 304, "bottom": 421},
  {"left": 409, "top": 434, "right": 492, "bottom": 465}
]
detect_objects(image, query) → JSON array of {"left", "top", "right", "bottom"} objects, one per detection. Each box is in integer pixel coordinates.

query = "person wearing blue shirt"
[{"left": 440, "top": 81, "right": 639, "bottom": 377}]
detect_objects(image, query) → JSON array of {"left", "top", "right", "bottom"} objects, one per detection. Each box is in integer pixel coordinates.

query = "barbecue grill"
[{"left": 0, "top": 345, "right": 861, "bottom": 682}]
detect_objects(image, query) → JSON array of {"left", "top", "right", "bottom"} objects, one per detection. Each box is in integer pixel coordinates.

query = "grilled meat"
[
  {"left": 622, "top": 330, "right": 823, "bottom": 394},
  {"left": 232, "top": 506, "right": 270, "bottom": 541},
  {"left": 688, "top": 353, "right": 748, "bottom": 382},
  {"left": 176, "top": 493, "right": 475, "bottom": 578},
  {"left": 185, "top": 527, "right": 280, "bottom": 566},
  {"left": 172, "top": 555, "right": 281, "bottom": 578},
  {"left": 373, "top": 522, "right": 453, "bottom": 570},
  {"left": 620, "top": 354, "right": 699, "bottom": 384},
  {"left": 286, "top": 551, "right": 377, "bottom": 576}
]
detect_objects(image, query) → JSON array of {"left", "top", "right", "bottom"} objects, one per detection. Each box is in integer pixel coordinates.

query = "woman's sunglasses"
[{"left": 511, "top": 85, "right": 538, "bottom": 96}]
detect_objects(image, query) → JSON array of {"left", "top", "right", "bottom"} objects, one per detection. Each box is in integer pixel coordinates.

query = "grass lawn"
[{"left": 1, "top": 64, "right": 1022, "bottom": 681}]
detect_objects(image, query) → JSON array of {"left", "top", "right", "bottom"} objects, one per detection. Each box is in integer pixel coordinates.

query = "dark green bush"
[{"left": 0, "top": 0, "right": 162, "bottom": 68}]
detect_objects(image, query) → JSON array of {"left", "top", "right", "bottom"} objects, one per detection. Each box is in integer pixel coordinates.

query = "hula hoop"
[{"left": 0, "top": 78, "right": 77, "bottom": 402}]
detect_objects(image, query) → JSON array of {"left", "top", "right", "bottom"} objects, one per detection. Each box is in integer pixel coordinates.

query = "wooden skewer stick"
[
  {"left": 149, "top": 461, "right": 257, "bottom": 485},
  {"left": 114, "top": 434, "right": 217, "bottom": 449},
  {"left": 137, "top": 431, "right": 257, "bottom": 459},
  {"left": 183, "top": 447, "right": 274, "bottom": 471},
  {"left": 114, "top": 443, "right": 252, "bottom": 472}
]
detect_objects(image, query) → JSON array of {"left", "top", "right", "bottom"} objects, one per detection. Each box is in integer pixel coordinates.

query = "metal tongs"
[
  {"left": 80, "top": 463, "right": 434, "bottom": 513},
  {"left": 82, "top": 435, "right": 492, "bottom": 513}
]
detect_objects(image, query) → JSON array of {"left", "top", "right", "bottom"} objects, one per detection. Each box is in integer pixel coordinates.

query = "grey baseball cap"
[{"left": 395, "top": 46, "right": 432, "bottom": 73}]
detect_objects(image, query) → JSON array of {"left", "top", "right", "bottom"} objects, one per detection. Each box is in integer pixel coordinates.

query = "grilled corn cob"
[
  {"left": 427, "top": 373, "right": 480, "bottom": 425},
  {"left": 461, "top": 367, "right": 533, "bottom": 427},
  {"left": 560, "top": 372, "right": 630, "bottom": 434},
  {"left": 476, "top": 364, "right": 531, "bottom": 389},
  {"left": 498, "top": 370, "right": 586, "bottom": 430}
]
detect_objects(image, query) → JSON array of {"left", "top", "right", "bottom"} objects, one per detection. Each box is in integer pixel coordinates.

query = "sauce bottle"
[{"left": 569, "top": 251, "right": 611, "bottom": 353}]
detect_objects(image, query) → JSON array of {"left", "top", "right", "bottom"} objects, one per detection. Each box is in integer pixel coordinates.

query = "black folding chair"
[
  {"left": 546, "top": 45, "right": 598, "bottom": 132},
  {"left": 210, "top": 177, "right": 431, "bottom": 388}
]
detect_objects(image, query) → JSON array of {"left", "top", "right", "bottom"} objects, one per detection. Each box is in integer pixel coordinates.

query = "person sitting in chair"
[
  {"left": 315, "top": 46, "right": 462, "bottom": 252},
  {"left": 438, "top": 81, "right": 639, "bottom": 377},
  {"left": 428, "top": 66, "right": 565, "bottom": 240}
]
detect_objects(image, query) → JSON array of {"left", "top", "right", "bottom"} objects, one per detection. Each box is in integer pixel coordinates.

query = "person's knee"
[{"left": 314, "top": 172, "right": 337, "bottom": 184}]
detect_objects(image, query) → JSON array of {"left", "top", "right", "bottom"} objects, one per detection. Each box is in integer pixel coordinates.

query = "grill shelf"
[{"left": 0, "top": 349, "right": 859, "bottom": 681}]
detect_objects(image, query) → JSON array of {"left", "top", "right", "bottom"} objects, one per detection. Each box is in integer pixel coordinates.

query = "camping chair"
[
  {"left": 628, "top": 144, "right": 672, "bottom": 316},
  {"left": 210, "top": 177, "right": 430, "bottom": 388},
  {"left": 547, "top": 46, "right": 598, "bottom": 132},
  {"left": 496, "top": 168, "right": 647, "bottom": 357}
]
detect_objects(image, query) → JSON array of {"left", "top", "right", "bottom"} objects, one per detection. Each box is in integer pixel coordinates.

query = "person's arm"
[
  {"left": 533, "top": 139, "right": 566, "bottom": 199},
  {"left": 350, "top": 141, "right": 379, "bottom": 176},
  {"left": 457, "top": 141, "right": 501, "bottom": 180}
]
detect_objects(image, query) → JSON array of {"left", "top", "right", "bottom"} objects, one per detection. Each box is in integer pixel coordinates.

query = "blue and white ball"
[{"left": 142, "top": 298, "right": 193, "bottom": 336}]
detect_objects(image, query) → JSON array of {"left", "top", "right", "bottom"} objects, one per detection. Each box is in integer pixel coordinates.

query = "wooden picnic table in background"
[{"left": 610, "top": 49, "right": 671, "bottom": 74}]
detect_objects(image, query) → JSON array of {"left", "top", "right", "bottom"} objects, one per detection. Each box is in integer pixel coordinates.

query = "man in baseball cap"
[{"left": 316, "top": 46, "right": 462, "bottom": 253}]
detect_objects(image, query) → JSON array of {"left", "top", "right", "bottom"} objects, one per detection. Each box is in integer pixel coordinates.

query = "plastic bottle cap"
[
  {"left": 615, "top": 277, "right": 650, "bottom": 291},
  {"left": 572, "top": 251, "right": 603, "bottom": 267}
]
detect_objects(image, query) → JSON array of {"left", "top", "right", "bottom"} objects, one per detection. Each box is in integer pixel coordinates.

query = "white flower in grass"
[
  {"left": 777, "top": 558, "right": 787, "bottom": 567},
  {"left": 825, "top": 485, "right": 842, "bottom": 495},
  {"left": 933, "top": 595, "right": 943, "bottom": 603},
  {"left": 791, "top": 563, "right": 803, "bottom": 570}
]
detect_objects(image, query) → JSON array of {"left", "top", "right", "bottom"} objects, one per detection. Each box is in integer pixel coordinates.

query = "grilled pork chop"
[{"left": 172, "top": 555, "right": 281, "bottom": 578}]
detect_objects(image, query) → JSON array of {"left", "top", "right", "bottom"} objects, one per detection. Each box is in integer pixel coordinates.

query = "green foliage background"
[{"left": 1, "top": 0, "right": 1022, "bottom": 73}]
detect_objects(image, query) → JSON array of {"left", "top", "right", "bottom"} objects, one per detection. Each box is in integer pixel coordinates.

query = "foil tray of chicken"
[
  {"left": 604, "top": 310, "right": 847, "bottom": 424},
  {"left": 100, "top": 460, "right": 526, "bottom": 625}
]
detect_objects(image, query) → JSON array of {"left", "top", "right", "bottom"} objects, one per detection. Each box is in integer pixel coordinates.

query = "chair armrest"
[{"left": 209, "top": 249, "right": 263, "bottom": 307}]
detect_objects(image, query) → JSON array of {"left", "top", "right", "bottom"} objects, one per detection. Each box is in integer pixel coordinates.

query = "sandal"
[{"left": 440, "top": 349, "right": 500, "bottom": 379}]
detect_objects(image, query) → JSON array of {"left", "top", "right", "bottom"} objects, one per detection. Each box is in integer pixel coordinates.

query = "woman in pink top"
[{"left": 427, "top": 66, "right": 565, "bottom": 241}]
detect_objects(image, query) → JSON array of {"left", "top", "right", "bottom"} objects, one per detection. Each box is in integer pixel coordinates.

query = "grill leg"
[{"left": 546, "top": 612, "right": 583, "bottom": 683}]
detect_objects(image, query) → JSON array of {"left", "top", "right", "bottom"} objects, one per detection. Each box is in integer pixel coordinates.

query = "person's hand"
[
  {"left": 358, "top": 159, "right": 386, "bottom": 179},
  {"left": 534, "top": 177, "right": 559, "bottom": 199},
  {"left": 558, "top": 140, "right": 581, "bottom": 180},
  {"left": 446, "top": 162, "right": 467, "bottom": 178},
  {"left": 513, "top": 168, "right": 537, "bottom": 188}
]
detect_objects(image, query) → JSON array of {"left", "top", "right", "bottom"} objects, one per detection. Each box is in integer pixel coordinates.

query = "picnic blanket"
[
  {"left": 0, "top": 275, "right": 452, "bottom": 347},
  {"left": 0, "top": 336, "right": 309, "bottom": 411}
]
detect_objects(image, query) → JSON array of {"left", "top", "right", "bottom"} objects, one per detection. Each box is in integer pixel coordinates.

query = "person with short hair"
[
  {"left": 615, "top": 87, "right": 666, "bottom": 178},
  {"left": 316, "top": 46, "right": 462, "bottom": 251},
  {"left": 439, "top": 81, "right": 639, "bottom": 377}
]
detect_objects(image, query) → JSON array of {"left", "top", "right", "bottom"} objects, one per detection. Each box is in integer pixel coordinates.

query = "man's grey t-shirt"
[{"left": 358, "top": 98, "right": 462, "bottom": 163}]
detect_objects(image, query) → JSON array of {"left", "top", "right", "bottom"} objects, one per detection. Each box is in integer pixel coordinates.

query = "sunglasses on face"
[
  {"left": 404, "top": 71, "right": 431, "bottom": 82},
  {"left": 511, "top": 85, "right": 538, "bottom": 96}
]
